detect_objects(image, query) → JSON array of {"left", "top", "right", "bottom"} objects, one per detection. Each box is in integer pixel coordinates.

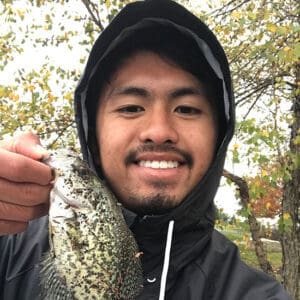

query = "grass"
[{"left": 217, "top": 223, "right": 283, "bottom": 279}]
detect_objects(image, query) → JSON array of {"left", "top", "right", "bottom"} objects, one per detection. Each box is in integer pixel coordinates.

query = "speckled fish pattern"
[{"left": 39, "top": 149, "right": 143, "bottom": 300}]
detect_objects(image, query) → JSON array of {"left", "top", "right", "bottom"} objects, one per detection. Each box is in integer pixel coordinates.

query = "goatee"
[{"left": 125, "top": 193, "right": 178, "bottom": 216}]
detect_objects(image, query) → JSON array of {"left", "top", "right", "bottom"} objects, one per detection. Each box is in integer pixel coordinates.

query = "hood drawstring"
[{"left": 159, "top": 220, "right": 174, "bottom": 300}]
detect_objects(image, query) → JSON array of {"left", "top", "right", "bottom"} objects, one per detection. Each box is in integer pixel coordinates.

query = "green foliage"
[
  {"left": 199, "top": 0, "right": 299, "bottom": 221},
  {"left": 0, "top": 0, "right": 298, "bottom": 209},
  {"left": 278, "top": 213, "right": 293, "bottom": 234},
  {"left": 0, "top": 0, "right": 106, "bottom": 147},
  {"left": 206, "top": 0, "right": 298, "bottom": 163}
]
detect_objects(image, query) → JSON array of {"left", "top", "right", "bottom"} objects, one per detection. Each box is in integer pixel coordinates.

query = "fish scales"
[{"left": 39, "top": 149, "right": 143, "bottom": 299}]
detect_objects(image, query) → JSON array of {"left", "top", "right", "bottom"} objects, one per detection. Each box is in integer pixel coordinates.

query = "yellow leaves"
[
  {"left": 16, "top": 9, "right": 24, "bottom": 20},
  {"left": 45, "top": 71, "right": 51, "bottom": 78},
  {"left": 247, "top": 2, "right": 255, "bottom": 11},
  {"left": 0, "top": 103, "right": 8, "bottom": 112},
  {"left": 23, "top": 83, "right": 35, "bottom": 92},
  {"left": 43, "top": 24, "right": 51, "bottom": 31},
  {"left": 232, "top": 142, "right": 240, "bottom": 163},
  {"left": 105, "top": 0, "right": 111, "bottom": 8},
  {"left": 64, "top": 92, "right": 73, "bottom": 101},
  {"left": 266, "top": 202, "right": 271, "bottom": 210},
  {"left": 233, "top": 143, "right": 239, "bottom": 150},
  {"left": 0, "top": 86, "right": 8, "bottom": 98},
  {"left": 263, "top": 10, "right": 270, "bottom": 20},
  {"left": 261, "top": 169, "right": 268, "bottom": 177},
  {"left": 8, "top": 92, "right": 19, "bottom": 101},
  {"left": 248, "top": 12, "right": 257, "bottom": 21},
  {"left": 36, "top": 0, "right": 46, "bottom": 6},
  {"left": 231, "top": 11, "right": 241, "bottom": 19},
  {"left": 279, "top": 213, "right": 293, "bottom": 233},
  {"left": 36, "top": 123, "right": 46, "bottom": 132},
  {"left": 242, "top": 234, "right": 250, "bottom": 243},
  {"left": 47, "top": 92, "right": 55, "bottom": 102},
  {"left": 4, "top": 5, "right": 26, "bottom": 20},
  {"left": 0, "top": 86, "right": 19, "bottom": 101},
  {"left": 17, "top": 112, "right": 26, "bottom": 121},
  {"left": 28, "top": 85, "right": 35, "bottom": 92},
  {"left": 260, "top": 130, "right": 269, "bottom": 137},
  {"left": 223, "top": 28, "right": 230, "bottom": 35},
  {"left": 266, "top": 23, "right": 277, "bottom": 33},
  {"left": 278, "top": 43, "right": 298, "bottom": 64}
]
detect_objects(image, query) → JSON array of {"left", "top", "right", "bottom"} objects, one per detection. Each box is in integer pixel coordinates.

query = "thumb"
[{"left": 0, "top": 132, "right": 50, "bottom": 161}]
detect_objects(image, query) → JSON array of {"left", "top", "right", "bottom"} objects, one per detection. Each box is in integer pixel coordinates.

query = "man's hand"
[{"left": 0, "top": 132, "right": 54, "bottom": 235}]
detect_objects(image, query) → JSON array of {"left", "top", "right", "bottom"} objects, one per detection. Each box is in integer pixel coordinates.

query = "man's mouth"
[
  {"left": 138, "top": 160, "right": 180, "bottom": 169},
  {"left": 125, "top": 144, "right": 193, "bottom": 169}
]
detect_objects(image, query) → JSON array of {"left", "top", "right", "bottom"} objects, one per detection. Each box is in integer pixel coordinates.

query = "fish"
[{"left": 39, "top": 149, "right": 143, "bottom": 300}]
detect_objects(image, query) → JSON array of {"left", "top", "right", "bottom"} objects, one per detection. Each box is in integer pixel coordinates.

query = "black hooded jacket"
[{"left": 0, "top": 1, "right": 292, "bottom": 299}]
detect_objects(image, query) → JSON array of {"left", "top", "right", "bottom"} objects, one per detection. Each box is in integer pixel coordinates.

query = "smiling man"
[
  {"left": 0, "top": 0, "right": 292, "bottom": 299},
  {"left": 97, "top": 51, "right": 217, "bottom": 215}
]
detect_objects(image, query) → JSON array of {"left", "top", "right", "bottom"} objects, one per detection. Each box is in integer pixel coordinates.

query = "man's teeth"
[{"left": 139, "top": 160, "right": 179, "bottom": 169}]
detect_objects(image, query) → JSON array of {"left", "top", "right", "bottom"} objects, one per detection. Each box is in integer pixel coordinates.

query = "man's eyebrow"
[
  {"left": 108, "top": 86, "right": 206, "bottom": 100},
  {"left": 170, "top": 86, "right": 206, "bottom": 99},
  {"left": 112, "top": 86, "right": 149, "bottom": 98}
]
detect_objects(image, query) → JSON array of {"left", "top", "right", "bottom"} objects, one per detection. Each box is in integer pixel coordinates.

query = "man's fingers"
[
  {"left": 0, "top": 149, "right": 54, "bottom": 185},
  {"left": 0, "top": 220, "right": 28, "bottom": 236},
  {"left": 0, "top": 132, "right": 50, "bottom": 161},
  {"left": 0, "top": 132, "right": 52, "bottom": 236},
  {"left": 0, "top": 201, "right": 49, "bottom": 223},
  {"left": 0, "top": 178, "right": 51, "bottom": 206}
]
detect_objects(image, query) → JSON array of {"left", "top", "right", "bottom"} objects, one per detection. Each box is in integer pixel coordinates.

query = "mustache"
[{"left": 125, "top": 144, "right": 193, "bottom": 167}]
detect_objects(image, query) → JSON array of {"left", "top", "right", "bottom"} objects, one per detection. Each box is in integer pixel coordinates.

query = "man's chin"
[{"left": 123, "top": 193, "right": 178, "bottom": 216}]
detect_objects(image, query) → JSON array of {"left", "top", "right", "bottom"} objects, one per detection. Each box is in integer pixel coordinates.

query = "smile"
[{"left": 138, "top": 160, "right": 179, "bottom": 169}]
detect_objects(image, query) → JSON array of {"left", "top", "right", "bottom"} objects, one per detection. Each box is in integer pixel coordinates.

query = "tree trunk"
[
  {"left": 281, "top": 62, "right": 300, "bottom": 300},
  {"left": 223, "top": 170, "right": 275, "bottom": 277}
]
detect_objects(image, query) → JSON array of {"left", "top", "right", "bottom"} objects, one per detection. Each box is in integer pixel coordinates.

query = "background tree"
[
  {"left": 202, "top": 0, "right": 299, "bottom": 297},
  {"left": 0, "top": 0, "right": 298, "bottom": 298}
]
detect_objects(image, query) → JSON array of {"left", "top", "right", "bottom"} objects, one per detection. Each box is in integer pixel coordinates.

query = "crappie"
[{"left": 39, "top": 149, "right": 143, "bottom": 299}]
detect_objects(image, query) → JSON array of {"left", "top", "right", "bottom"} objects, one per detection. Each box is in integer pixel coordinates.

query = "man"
[{"left": 0, "top": 0, "right": 292, "bottom": 299}]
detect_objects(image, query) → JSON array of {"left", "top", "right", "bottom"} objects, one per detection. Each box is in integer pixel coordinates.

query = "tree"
[
  {"left": 203, "top": 0, "right": 299, "bottom": 297},
  {"left": 281, "top": 61, "right": 300, "bottom": 300},
  {"left": 0, "top": 0, "right": 298, "bottom": 297}
]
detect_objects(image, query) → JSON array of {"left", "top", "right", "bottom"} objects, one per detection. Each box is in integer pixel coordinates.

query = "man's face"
[{"left": 96, "top": 51, "right": 217, "bottom": 215}]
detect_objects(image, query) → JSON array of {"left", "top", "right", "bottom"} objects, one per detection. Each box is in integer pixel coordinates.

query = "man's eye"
[
  {"left": 175, "top": 106, "right": 201, "bottom": 115},
  {"left": 119, "top": 106, "right": 144, "bottom": 113}
]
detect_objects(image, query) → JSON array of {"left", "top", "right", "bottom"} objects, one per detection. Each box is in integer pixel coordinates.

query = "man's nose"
[{"left": 138, "top": 109, "right": 179, "bottom": 144}]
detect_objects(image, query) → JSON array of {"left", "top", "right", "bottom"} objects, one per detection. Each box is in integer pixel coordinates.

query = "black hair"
[{"left": 86, "top": 25, "right": 226, "bottom": 174}]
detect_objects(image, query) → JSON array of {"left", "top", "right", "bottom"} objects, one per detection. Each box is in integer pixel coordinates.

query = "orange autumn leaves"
[{"left": 248, "top": 167, "right": 282, "bottom": 218}]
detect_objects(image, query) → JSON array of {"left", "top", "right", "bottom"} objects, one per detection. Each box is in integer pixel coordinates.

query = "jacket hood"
[{"left": 74, "top": 0, "right": 235, "bottom": 234}]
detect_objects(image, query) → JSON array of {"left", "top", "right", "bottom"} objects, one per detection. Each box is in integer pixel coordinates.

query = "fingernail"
[{"left": 34, "top": 145, "right": 50, "bottom": 160}]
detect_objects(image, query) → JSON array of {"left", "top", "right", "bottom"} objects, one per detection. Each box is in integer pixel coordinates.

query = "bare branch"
[
  {"left": 235, "top": 78, "right": 273, "bottom": 106},
  {"left": 80, "top": 0, "right": 104, "bottom": 31},
  {"left": 210, "top": 0, "right": 251, "bottom": 17},
  {"left": 222, "top": 169, "right": 275, "bottom": 277}
]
